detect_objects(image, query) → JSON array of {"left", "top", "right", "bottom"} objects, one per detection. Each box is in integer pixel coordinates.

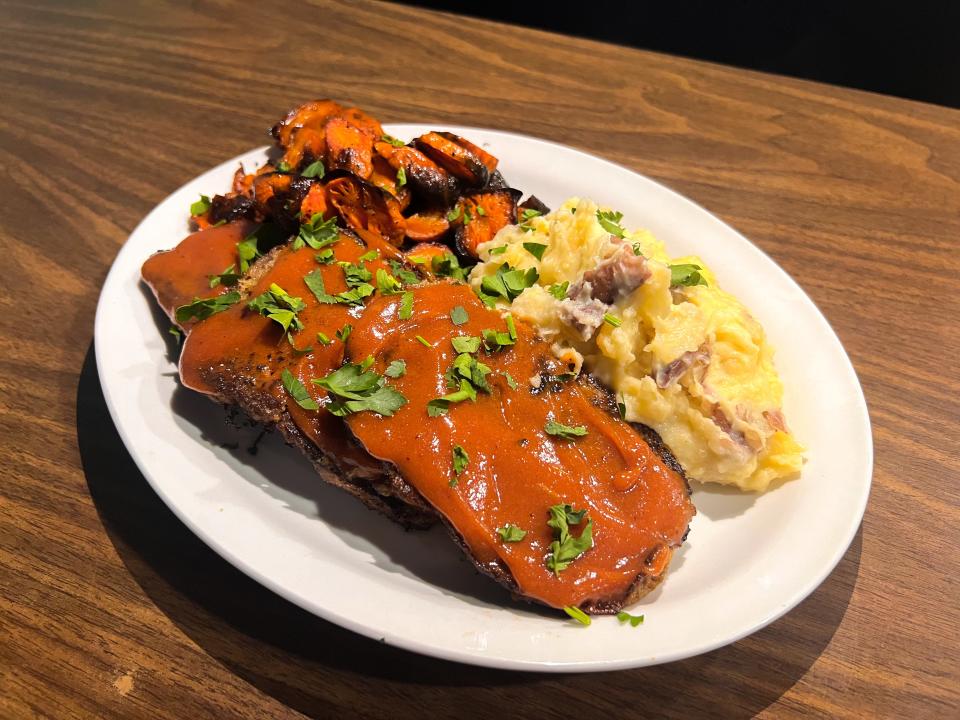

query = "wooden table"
[{"left": 2, "top": 1, "right": 957, "bottom": 717}]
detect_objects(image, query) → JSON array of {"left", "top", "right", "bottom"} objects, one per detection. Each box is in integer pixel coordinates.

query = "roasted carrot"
[
  {"left": 337, "top": 107, "right": 384, "bottom": 139},
  {"left": 324, "top": 117, "right": 375, "bottom": 179},
  {"left": 450, "top": 189, "right": 520, "bottom": 258},
  {"left": 403, "top": 212, "right": 450, "bottom": 243},
  {"left": 280, "top": 126, "right": 327, "bottom": 171},
  {"left": 299, "top": 182, "right": 332, "bottom": 222},
  {"left": 403, "top": 242, "right": 451, "bottom": 270},
  {"left": 376, "top": 142, "right": 459, "bottom": 206},
  {"left": 325, "top": 176, "right": 406, "bottom": 246},
  {"left": 414, "top": 131, "right": 489, "bottom": 187},
  {"left": 272, "top": 99, "right": 343, "bottom": 147},
  {"left": 436, "top": 131, "right": 498, "bottom": 175}
]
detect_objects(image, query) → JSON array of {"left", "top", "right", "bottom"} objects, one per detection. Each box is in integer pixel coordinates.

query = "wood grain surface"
[{"left": 1, "top": 1, "right": 958, "bottom": 718}]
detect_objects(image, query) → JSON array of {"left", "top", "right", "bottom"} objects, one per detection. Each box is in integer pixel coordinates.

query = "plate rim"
[{"left": 94, "top": 126, "right": 873, "bottom": 672}]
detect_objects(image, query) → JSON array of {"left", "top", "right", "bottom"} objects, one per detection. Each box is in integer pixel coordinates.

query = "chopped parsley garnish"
[
  {"left": 462, "top": 206, "right": 473, "bottom": 226},
  {"left": 190, "top": 194, "right": 211, "bottom": 216},
  {"left": 669, "top": 263, "right": 708, "bottom": 287},
  {"left": 596, "top": 209, "right": 627, "bottom": 238},
  {"left": 208, "top": 264, "right": 239, "bottom": 288},
  {"left": 481, "top": 328, "right": 515, "bottom": 351},
  {"left": 446, "top": 207, "right": 462, "bottom": 223},
  {"left": 281, "top": 368, "right": 319, "bottom": 410},
  {"left": 293, "top": 213, "right": 339, "bottom": 251},
  {"left": 389, "top": 260, "right": 419, "bottom": 286},
  {"left": 451, "top": 335, "right": 481, "bottom": 354},
  {"left": 428, "top": 353, "right": 491, "bottom": 416},
  {"left": 519, "top": 208, "right": 541, "bottom": 232},
  {"left": 304, "top": 262, "right": 375, "bottom": 306},
  {"left": 312, "top": 357, "right": 407, "bottom": 417},
  {"left": 175, "top": 291, "right": 241, "bottom": 324},
  {"left": 359, "top": 250, "right": 379, "bottom": 262},
  {"left": 381, "top": 133, "right": 406, "bottom": 148},
  {"left": 385, "top": 359, "right": 406, "bottom": 378},
  {"left": 505, "top": 314, "right": 517, "bottom": 341},
  {"left": 336, "top": 324, "right": 352, "bottom": 342},
  {"left": 168, "top": 325, "right": 182, "bottom": 340},
  {"left": 476, "top": 206, "right": 486, "bottom": 216},
  {"left": 316, "top": 331, "right": 333, "bottom": 346},
  {"left": 478, "top": 263, "right": 539, "bottom": 306},
  {"left": 522, "top": 242, "right": 547, "bottom": 260},
  {"left": 415, "top": 334, "right": 433, "bottom": 348},
  {"left": 603, "top": 313, "right": 622, "bottom": 328},
  {"left": 563, "top": 606, "right": 592, "bottom": 626},
  {"left": 450, "top": 305, "right": 469, "bottom": 326},
  {"left": 632, "top": 243, "right": 645, "bottom": 257},
  {"left": 488, "top": 245, "right": 508, "bottom": 256},
  {"left": 236, "top": 232, "right": 260, "bottom": 273},
  {"left": 496, "top": 525, "right": 527, "bottom": 542},
  {"left": 617, "top": 394, "right": 627, "bottom": 420},
  {"left": 315, "top": 248, "right": 335, "bottom": 264},
  {"left": 452, "top": 445, "right": 469, "bottom": 479},
  {"left": 426, "top": 381, "right": 475, "bottom": 417},
  {"left": 376, "top": 268, "right": 403, "bottom": 295},
  {"left": 546, "top": 504, "right": 593, "bottom": 575},
  {"left": 616, "top": 611, "right": 645, "bottom": 627},
  {"left": 301, "top": 159, "right": 325, "bottom": 179},
  {"left": 399, "top": 291, "right": 414, "bottom": 319},
  {"left": 396, "top": 166, "right": 407, "bottom": 188},
  {"left": 431, "top": 253, "right": 467, "bottom": 282},
  {"left": 547, "top": 281, "right": 569, "bottom": 300},
  {"left": 247, "top": 283, "right": 306, "bottom": 333},
  {"left": 304, "top": 269, "right": 337, "bottom": 304},
  {"left": 545, "top": 420, "right": 589, "bottom": 439},
  {"left": 275, "top": 160, "right": 292, "bottom": 173},
  {"left": 287, "top": 332, "right": 313, "bottom": 354},
  {"left": 502, "top": 371, "right": 518, "bottom": 390}
]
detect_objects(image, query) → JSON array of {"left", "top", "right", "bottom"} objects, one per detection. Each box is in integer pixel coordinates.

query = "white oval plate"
[{"left": 95, "top": 124, "right": 872, "bottom": 672}]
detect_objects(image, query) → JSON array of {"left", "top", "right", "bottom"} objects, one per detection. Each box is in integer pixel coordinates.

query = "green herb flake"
[
  {"left": 312, "top": 359, "right": 407, "bottom": 417},
  {"left": 301, "top": 159, "right": 325, "bottom": 179},
  {"left": 477, "top": 263, "right": 539, "bottom": 306},
  {"left": 481, "top": 328, "right": 515, "bottom": 352},
  {"left": 616, "top": 611, "right": 645, "bottom": 627},
  {"left": 275, "top": 160, "right": 292, "bottom": 173},
  {"left": 519, "top": 208, "right": 541, "bottom": 232},
  {"left": 669, "top": 263, "right": 708, "bottom": 288},
  {"left": 208, "top": 264, "right": 239, "bottom": 288},
  {"left": 396, "top": 166, "right": 407, "bottom": 188},
  {"left": 431, "top": 253, "right": 467, "bottom": 283},
  {"left": 452, "top": 445, "right": 469, "bottom": 477},
  {"left": 376, "top": 268, "right": 403, "bottom": 296},
  {"left": 502, "top": 371, "right": 518, "bottom": 390},
  {"left": 563, "top": 606, "right": 592, "bottom": 626},
  {"left": 446, "top": 207, "right": 462, "bottom": 223},
  {"left": 359, "top": 250, "right": 379, "bottom": 262},
  {"left": 451, "top": 335, "right": 481, "bottom": 354},
  {"left": 415, "top": 334, "right": 433, "bottom": 348},
  {"left": 287, "top": 332, "right": 313, "bottom": 354},
  {"left": 522, "top": 242, "right": 548, "bottom": 261},
  {"left": 596, "top": 209, "right": 627, "bottom": 238},
  {"left": 488, "top": 245, "right": 508, "bottom": 256},
  {"left": 450, "top": 305, "right": 469, "bottom": 326},
  {"left": 190, "top": 194, "right": 211, "bottom": 217},
  {"left": 294, "top": 213, "right": 339, "bottom": 251},
  {"left": 547, "top": 281, "right": 569, "bottom": 300},
  {"left": 168, "top": 325, "right": 182, "bottom": 340},
  {"left": 505, "top": 314, "right": 517, "bottom": 341},
  {"left": 389, "top": 260, "right": 419, "bottom": 286},
  {"left": 399, "top": 291, "right": 414, "bottom": 320},
  {"left": 617, "top": 394, "right": 627, "bottom": 420},
  {"left": 496, "top": 524, "right": 527, "bottom": 542},
  {"left": 381, "top": 134, "right": 406, "bottom": 148},
  {"left": 247, "top": 283, "right": 306, "bottom": 333},
  {"left": 426, "top": 379, "right": 476, "bottom": 417},
  {"left": 316, "top": 331, "right": 333, "bottom": 346},
  {"left": 603, "top": 313, "right": 622, "bottom": 328},
  {"left": 175, "top": 291, "right": 241, "bottom": 324},
  {"left": 545, "top": 420, "right": 588, "bottom": 439},
  {"left": 315, "top": 248, "right": 335, "bottom": 264},
  {"left": 476, "top": 206, "right": 486, "bottom": 216},
  {"left": 304, "top": 269, "right": 338, "bottom": 304},
  {"left": 385, "top": 359, "right": 406, "bottom": 378},
  {"left": 281, "top": 368, "right": 319, "bottom": 410},
  {"left": 236, "top": 233, "right": 260, "bottom": 273},
  {"left": 546, "top": 504, "right": 593, "bottom": 575},
  {"left": 336, "top": 324, "right": 352, "bottom": 342}
]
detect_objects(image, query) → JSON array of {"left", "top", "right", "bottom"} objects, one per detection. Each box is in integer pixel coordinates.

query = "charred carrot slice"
[
  {"left": 450, "top": 189, "right": 520, "bottom": 258},
  {"left": 252, "top": 173, "right": 293, "bottom": 215},
  {"left": 324, "top": 117, "right": 374, "bottom": 179},
  {"left": 377, "top": 143, "right": 458, "bottom": 206},
  {"left": 272, "top": 99, "right": 343, "bottom": 147},
  {"left": 325, "top": 176, "right": 406, "bottom": 246},
  {"left": 369, "top": 154, "right": 411, "bottom": 211},
  {"left": 414, "top": 131, "right": 489, "bottom": 187},
  {"left": 299, "top": 183, "right": 332, "bottom": 222},
  {"left": 436, "top": 131, "right": 498, "bottom": 175},
  {"left": 281, "top": 126, "right": 327, "bottom": 171},
  {"left": 403, "top": 242, "right": 451, "bottom": 269},
  {"left": 404, "top": 212, "right": 450, "bottom": 243},
  {"left": 337, "top": 107, "right": 384, "bottom": 139}
]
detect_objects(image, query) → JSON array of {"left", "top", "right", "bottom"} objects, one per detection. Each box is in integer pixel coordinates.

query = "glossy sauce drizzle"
[{"left": 343, "top": 283, "right": 695, "bottom": 608}]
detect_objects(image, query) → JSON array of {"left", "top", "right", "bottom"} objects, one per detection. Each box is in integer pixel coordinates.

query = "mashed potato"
[{"left": 469, "top": 197, "right": 803, "bottom": 491}]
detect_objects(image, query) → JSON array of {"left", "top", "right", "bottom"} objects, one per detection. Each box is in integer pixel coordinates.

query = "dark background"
[{"left": 402, "top": 1, "right": 960, "bottom": 109}]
